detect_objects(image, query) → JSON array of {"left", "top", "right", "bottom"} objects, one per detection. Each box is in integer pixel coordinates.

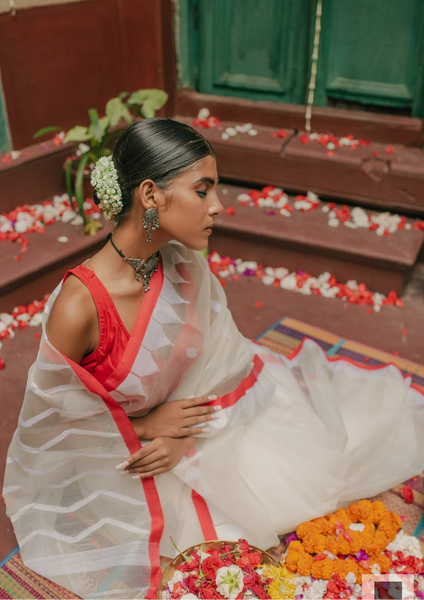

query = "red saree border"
[
  {"left": 204, "top": 355, "right": 265, "bottom": 411},
  {"left": 191, "top": 490, "right": 218, "bottom": 541},
  {"left": 103, "top": 256, "right": 164, "bottom": 393},
  {"left": 62, "top": 356, "right": 164, "bottom": 600}
]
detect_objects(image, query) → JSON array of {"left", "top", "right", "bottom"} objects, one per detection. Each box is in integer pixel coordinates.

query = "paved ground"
[{"left": 0, "top": 261, "right": 423, "bottom": 560}]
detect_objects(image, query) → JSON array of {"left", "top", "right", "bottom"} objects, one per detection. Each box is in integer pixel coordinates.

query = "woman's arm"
[{"left": 46, "top": 275, "right": 99, "bottom": 362}]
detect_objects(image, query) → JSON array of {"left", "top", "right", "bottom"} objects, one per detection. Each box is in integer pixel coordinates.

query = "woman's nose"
[{"left": 210, "top": 193, "right": 224, "bottom": 216}]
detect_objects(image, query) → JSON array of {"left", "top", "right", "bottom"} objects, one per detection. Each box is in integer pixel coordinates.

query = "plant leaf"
[
  {"left": 128, "top": 89, "right": 168, "bottom": 110},
  {"left": 140, "top": 99, "right": 156, "bottom": 119},
  {"left": 105, "top": 97, "right": 133, "bottom": 127},
  {"left": 33, "top": 126, "right": 61, "bottom": 139},
  {"left": 88, "top": 108, "right": 102, "bottom": 143},
  {"left": 74, "top": 152, "right": 90, "bottom": 224},
  {"left": 64, "top": 126, "right": 92, "bottom": 144},
  {"left": 87, "top": 116, "right": 110, "bottom": 145}
]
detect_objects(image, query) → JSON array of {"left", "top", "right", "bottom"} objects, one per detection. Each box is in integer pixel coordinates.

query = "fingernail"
[
  {"left": 202, "top": 427, "right": 210, "bottom": 433},
  {"left": 211, "top": 413, "right": 220, "bottom": 420},
  {"left": 116, "top": 461, "right": 130, "bottom": 470},
  {"left": 213, "top": 405, "right": 222, "bottom": 411},
  {"left": 119, "top": 470, "right": 129, "bottom": 476},
  {"left": 208, "top": 395, "right": 217, "bottom": 400},
  {"left": 187, "top": 395, "right": 195, "bottom": 399},
  {"left": 131, "top": 475, "right": 141, "bottom": 479}
]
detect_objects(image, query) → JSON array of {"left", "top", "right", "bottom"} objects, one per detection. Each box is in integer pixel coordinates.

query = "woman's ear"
[{"left": 136, "top": 179, "right": 158, "bottom": 211}]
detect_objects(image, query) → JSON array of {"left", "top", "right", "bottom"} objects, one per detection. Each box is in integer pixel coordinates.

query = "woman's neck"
[{"left": 111, "top": 219, "right": 169, "bottom": 262}]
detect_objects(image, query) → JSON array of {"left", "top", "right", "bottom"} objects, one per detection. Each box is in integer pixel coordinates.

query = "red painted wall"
[{"left": 0, "top": 0, "right": 176, "bottom": 149}]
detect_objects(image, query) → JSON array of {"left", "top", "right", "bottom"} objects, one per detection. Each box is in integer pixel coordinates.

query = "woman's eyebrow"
[{"left": 193, "top": 177, "right": 220, "bottom": 185}]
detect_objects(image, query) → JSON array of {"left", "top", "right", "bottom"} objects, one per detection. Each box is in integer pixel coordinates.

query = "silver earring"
[{"left": 143, "top": 207, "right": 160, "bottom": 243}]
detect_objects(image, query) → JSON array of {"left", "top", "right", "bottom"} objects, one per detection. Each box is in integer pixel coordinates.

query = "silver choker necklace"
[{"left": 107, "top": 233, "right": 160, "bottom": 292}]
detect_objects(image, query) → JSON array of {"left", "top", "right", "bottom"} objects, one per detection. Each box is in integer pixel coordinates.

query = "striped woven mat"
[{"left": 0, "top": 316, "right": 423, "bottom": 599}]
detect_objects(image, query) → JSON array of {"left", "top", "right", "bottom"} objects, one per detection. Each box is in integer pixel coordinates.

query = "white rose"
[{"left": 215, "top": 565, "right": 244, "bottom": 600}]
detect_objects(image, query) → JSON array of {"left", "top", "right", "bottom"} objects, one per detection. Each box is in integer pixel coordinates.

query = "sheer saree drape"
[{"left": 3, "top": 242, "right": 424, "bottom": 599}]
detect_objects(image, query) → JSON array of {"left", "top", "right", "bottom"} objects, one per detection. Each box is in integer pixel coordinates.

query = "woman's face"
[{"left": 155, "top": 155, "right": 224, "bottom": 251}]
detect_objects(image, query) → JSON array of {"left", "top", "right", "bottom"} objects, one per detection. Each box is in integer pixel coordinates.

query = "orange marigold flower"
[
  {"left": 371, "top": 501, "right": 386, "bottom": 524},
  {"left": 284, "top": 551, "right": 300, "bottom": 573},
  {"left": 325, "top": 535, "right": 339, "bottom": 555},
  {"left": 296, "top": 522, "right": 320, "bottom": 539},
  {"left": 335, "top": 536, "right": 351, "bottom": 556},
  {"left": 357, "top": 499, "right": 373, "bottom": 522},
  {"left": 322, "top": 558, "right": 334, "bottom": 580},
  {"left": 296, "top": 553, "right": 313, "bottom": 576},
  {"left": 310, "top": 560, "right": 324, "bottom": 579},
  {"left": 303, "top": 533, "right": 326, "bottom": 554},
  {"left": 346, "top": 502, "right": 360, "bottom": 522},
  {"left": 312, "top": 516, "right": 331, "bottom": 535},
  {"left": 371, "top": 531, "right": 390, "bottom": 553},
  {"left": 287, "top": 540, "right": 304, "bottom": 553},
  {"left": 333, "top": 558, "right": 351, "bottom": 579}
]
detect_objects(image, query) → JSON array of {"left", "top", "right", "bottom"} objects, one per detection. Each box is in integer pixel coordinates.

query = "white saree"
[{"left": 3, "top": 241, "right": 424, "bottom": 599}]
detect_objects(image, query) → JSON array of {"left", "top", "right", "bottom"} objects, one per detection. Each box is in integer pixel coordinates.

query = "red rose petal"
[
  {"left": 0, "top": 358, "right": 5, "bottom": 370},
  {"left": 226, "top": 206, "right": 236, "bottom": 216},
  {"left": 255, "top": 302, "right": 263, "bottom": 308}
]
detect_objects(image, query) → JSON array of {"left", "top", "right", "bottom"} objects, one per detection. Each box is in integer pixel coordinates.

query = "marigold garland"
[{"left": 284, "top": 499, "right": 400, "bottom": 580}]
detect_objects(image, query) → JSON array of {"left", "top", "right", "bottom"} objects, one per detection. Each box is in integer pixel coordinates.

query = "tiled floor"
[{"left": 0, "top": 261, "right": 423, "bottom": 561}]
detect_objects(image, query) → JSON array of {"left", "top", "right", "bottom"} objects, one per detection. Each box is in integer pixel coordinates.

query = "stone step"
[
  {"left": 175, "top": 115, "right": 424, "bottom": 216},
  {"left": 0, "top": 212, "right": 113, "bottom": 313},
  {"left": 0, "top": 139, "right": 75, "bottom": 213},
  {"left": 209, "top": 182, "right": 424, "bottom": 296}
]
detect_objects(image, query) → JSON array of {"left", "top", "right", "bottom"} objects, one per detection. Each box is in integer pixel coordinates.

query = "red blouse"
[{"left": 62, "top": 265, "right": 130, "bottom": 385}]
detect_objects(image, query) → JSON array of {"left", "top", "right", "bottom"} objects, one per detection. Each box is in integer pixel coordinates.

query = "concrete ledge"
[
  {"left": 176, "top": 90, "right": 424, "bottom": 146},
  {"left": 0, "top": 139, "right": 75, "bottom": 212}
]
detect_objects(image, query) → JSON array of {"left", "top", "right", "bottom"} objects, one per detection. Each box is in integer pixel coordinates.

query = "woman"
[{"left": 3, "top": 118, "right": 424, "bottom": 599}]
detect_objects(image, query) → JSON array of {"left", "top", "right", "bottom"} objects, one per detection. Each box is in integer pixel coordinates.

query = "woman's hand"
[
  {"left": 118, "top": 437, "right": 195, "bottom": 479},
  {"left": 130, "top": 395, "right": 221, "bottom": 440}
]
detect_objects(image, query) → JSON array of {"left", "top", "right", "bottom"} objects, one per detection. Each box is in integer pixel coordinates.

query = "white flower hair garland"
[{"left": 90, "top": 156, "right": 123, "bottom": 221}]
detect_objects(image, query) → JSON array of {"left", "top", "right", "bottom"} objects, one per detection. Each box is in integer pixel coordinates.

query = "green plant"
[{"left": 34, "top": 89, "right": 168, "bottom": 235}]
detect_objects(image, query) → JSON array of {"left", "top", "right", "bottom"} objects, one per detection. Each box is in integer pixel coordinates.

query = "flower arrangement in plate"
[{"left": 158, "top": 538, "right": 297, "bottom": 600}]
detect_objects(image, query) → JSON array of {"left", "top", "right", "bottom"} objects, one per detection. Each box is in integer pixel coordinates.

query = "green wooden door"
[
  {"left": 0, "top": 74, "right": 11, "bottom": 152},
  {"left": 178, "top": 0, "right": 424, "bottom": 117},
  {"left": 179, "top": 0, "right": 312, "bottom": 104},
  {"left": 314, "top": 0, "right": 424, "bottom": 116}
]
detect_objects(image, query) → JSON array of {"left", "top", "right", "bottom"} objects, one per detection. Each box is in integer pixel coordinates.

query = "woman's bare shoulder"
[{"left": 46, "top": 274, "right": 98, "bottom": 363}]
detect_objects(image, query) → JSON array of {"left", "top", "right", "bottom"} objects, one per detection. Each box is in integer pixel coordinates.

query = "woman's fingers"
[
  {"left": 181, "top": 426, "right": 211, "bottom": 436},
  {"left": 129, "top": 458, "right": 167, "bottom": 476},
  {"left": 115, "top": 441, "right": 157, "bottom": 471},
  {"left": 182, "top": 394, "right": 218, "bottom": 409},
  {"left": 132, "top": 466, "right": 170, "bottom": 479},
  {"left": 183, "top": 404, "right": 222, "bottom": 419},
  {"left": 183, "top": 414, "right": 219, "bottom": 427}
]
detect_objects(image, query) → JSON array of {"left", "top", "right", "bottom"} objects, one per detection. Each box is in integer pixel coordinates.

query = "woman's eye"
[{"left": 197, "top": 191, "right": 207, "bottom": 198}]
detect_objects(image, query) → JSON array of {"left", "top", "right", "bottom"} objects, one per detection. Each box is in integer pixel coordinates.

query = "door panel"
[
  {"left": 198, "top": 0, "right": 311, "bottom": 104},
  {"left": 315, "top": 0, "right": 424, "bottom": 114}
]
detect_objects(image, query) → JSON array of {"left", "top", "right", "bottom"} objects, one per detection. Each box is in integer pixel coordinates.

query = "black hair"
[{"left": 93, "top": 117, "right": 216, "bottom": 223}]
